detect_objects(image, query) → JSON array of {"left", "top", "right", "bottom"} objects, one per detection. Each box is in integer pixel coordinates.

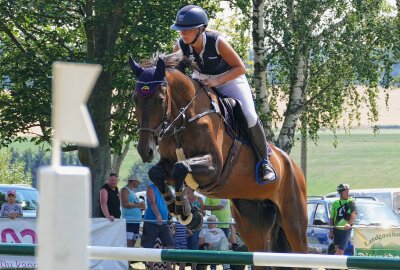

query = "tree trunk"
[
  {"left": 111, "top": 140, "right": 130, "bottom": 175},
  {"left": 276, "top": 52, "right": 309, "bottom": 153},
  {"left": 79, "top": 71, "right": 113, "bottom": 217},
  {"left": 300, "top": 116, "right": 307, "bottom": 179},
  {"left": 78, "top": 1, "right": 125, "bottom": 216},
  {"left": 252, "top": 0, "right": 275, "bottom": 141}
]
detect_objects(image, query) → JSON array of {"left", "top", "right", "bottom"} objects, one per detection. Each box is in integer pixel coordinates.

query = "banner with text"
[
  {"left": 0, "top": 218, "right": 128, "bottom": 270},
  {"left": 354, "top": 227, "right": 400, "bottom": 257}
]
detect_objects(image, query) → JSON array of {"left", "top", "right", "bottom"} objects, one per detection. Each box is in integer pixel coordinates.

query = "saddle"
[{"left": 212, "top": 89, "right": 249, "bottom": 142}]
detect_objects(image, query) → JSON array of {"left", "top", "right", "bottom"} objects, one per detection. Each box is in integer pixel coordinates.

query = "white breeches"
[{"left": 192, "top": 71, "right": 258, "bottom": 128}]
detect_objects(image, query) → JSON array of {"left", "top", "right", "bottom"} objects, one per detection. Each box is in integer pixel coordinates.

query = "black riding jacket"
[{"left": 179, "top": 31, "right": 231, "bottom": 75}]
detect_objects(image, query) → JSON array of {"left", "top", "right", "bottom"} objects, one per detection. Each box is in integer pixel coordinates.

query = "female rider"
[{"left": 171, "top": 5, "right": 276, "bottom": 183}]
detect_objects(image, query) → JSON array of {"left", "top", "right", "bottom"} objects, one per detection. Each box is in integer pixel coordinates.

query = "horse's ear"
[
  {"left": 154, "top": 57, "right": 166, "bottom": 79},
  {"left": 129, "top": 56, "right": 144, "bottom": 78}
]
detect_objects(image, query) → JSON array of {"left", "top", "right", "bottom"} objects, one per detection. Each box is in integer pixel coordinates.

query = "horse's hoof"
[
  {"left": 178, "top": 213, "right": 193, "bottom": 225},
  {"left": 186, "top": 211, "right": 204, "bottom": 231}
]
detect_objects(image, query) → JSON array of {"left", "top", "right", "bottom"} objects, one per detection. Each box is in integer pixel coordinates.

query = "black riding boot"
[{"left": 248, "top": 120, "right": 277, "bottom": 183}]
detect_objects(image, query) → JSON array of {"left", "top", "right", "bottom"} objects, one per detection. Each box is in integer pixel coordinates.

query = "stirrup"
[{"left": 255, "top": 160, "right": 277, "bottom": 184}]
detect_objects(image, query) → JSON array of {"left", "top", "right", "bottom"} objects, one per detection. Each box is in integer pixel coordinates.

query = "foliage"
[
  {"left": 9, "top": 147, "right": 80, "bottom": 187},
  {"left": 128, "top": 152, "right": 159, "bottom": 179},
  {"left": 0, "top": 148, "right": 32, "bottom": 185},
  {"left": 260, "top": 0, "right": 398, "bottom": 152},
  {"left": 0, "top": 0, "right": 220, "bottom": 215},
  {"left": 0, "top": 0, "right": 220, "bottom": 150}
]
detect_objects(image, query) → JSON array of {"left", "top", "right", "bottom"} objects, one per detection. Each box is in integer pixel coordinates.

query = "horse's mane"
[{"left": 141, "top": 52, "right": 197, "bottom": 73}]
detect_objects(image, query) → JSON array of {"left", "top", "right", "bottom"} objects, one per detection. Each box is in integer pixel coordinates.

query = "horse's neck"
[{"left": 169, "top": 76, "right": 198, "bottom": 111}]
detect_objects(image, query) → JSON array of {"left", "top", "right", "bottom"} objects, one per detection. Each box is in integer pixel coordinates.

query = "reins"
[
  {"left": 136, "top": 70, "right": 220, "bottom": 146},
  {"left": 160, "top": 77, "right": 220, "bottom": 142}
]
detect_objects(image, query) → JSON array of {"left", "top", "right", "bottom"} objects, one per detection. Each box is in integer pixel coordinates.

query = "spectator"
[
  {"left": 329, "top": 183, "right": 357, "bottom": 255},
  {"left": 171, "top": 221, "right": 191, "bottom": 270},
  {"left": 121, "top": 177, "right": 146, "bottom": 248},
  {"left": 141, "top": 183, "right": 174, "bottom": 270},
  {"left": 186, "top": 187, "right": 204, "bottom": 270},
  {"left": 99, "top": 172, "right": 121, "bottom": 221},
  {"left": 199, "top": 215, "right": 230, "bottom": 270},
  {"left": 0, "top": 190, "right": 23, "bottom": 219},
  {"left": 204, "top": 198, "right": 232, "bottom": 237},
  {"left": 229, "top": 223, "right": 248, "bottom": 270}
]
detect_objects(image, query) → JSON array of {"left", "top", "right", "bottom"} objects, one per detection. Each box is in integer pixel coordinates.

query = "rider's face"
[{"left": 179, "top": 28, "right": 199, "bottom": 44}]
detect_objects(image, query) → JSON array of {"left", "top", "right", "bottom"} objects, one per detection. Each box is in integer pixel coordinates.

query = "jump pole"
[
  {"left": 2, "top": 244, "right": 400, "bottom": 270},
  {"left": 36, "top": 62, "right": 100, "bottom": 270}
]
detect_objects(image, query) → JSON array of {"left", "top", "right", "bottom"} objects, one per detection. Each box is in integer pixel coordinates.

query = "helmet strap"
[{"left": 189, "top": 27, "right": 203, "bottom": 45}]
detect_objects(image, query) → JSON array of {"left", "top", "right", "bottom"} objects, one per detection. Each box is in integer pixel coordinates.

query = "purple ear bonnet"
[
  {"left": 129, "top": 57, "right": 166, "bottom": 98},
  {"left": 135, "top": 68, "right": 165, "bottom": 97}
]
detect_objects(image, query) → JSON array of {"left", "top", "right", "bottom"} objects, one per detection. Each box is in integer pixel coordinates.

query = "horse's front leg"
[
  {"left": 171, "top": 154, "right": 215, "bottom": 230},
  {"left": 148, "top": 158, "right": 177, "bottom": 217}
]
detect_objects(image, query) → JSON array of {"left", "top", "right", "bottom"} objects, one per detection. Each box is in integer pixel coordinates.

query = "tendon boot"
[{"left": 248, "top": 120, "right": 277, "bottom": 183}]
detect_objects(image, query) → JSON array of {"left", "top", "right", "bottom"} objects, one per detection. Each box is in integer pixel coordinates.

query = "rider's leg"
[
  {"left": 217, "top": 75, "right": 276, "bottom": 182},
  {"left": 248, "top": 120, "right": 276, "bottom": 182}
]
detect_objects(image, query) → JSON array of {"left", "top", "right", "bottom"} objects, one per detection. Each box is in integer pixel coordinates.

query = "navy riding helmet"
[{"left": 170, "top": 5, "right": 208, "bottom": 31}]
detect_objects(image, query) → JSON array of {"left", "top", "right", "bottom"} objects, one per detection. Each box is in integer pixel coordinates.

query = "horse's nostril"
[{"left": 149, "top": 148, "right": 154, "bottom": 158}]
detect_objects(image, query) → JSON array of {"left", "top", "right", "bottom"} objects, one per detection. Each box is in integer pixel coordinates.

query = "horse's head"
[{"left": 130, "top": 56, "right": 169, "bottom": 163}]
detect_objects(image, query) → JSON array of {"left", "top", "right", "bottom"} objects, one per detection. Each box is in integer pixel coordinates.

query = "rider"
[{"left": 171, "top": 5, "right": 276, "bottom": 183}]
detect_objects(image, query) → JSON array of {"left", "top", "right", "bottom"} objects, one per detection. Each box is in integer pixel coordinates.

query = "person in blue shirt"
[
  {"left": 171, "top": 5, "right": 276, "bottom": 183},
  {"left": 121, "top": 177, "right": 146, "bottom": 248},
  {"left": 141, "top": 183, "right": 174, "bottom": 269}
]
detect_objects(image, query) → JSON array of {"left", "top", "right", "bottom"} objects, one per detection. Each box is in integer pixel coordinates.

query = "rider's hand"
[{"left": 203, "top": 78, "right": 220, "bottom": 88}]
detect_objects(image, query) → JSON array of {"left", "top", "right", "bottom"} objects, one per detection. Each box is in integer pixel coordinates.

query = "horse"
[{"left": 130, "top": 53, "right": 309, "bottom": 269}]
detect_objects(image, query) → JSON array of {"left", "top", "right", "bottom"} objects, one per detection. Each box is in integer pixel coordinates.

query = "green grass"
[
  {"left": 6, "top": 129, "right": 400, "bottom": 196},
  {"left": 290, "top": 129, "right": 400, "bottom": 195}
]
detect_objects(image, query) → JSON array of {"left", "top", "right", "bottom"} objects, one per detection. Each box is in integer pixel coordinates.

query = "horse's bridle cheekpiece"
[{"left": 129, "top": 56, "right": 170, "bottom": 142}]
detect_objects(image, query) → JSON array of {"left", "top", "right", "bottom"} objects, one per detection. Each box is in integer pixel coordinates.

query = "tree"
[
  {"left": 249, "top": 0, "right": 398, "bottom": 153},
  {"left": 0, "top": 0, "right": 219, "bottom": 216},
  {"left": 0, "top": 148, "right": 32, "bottom": 185}
]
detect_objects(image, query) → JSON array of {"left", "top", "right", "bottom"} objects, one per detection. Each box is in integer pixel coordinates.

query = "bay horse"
[{"left": 130, "top": 53, "right": 308, "bottom": 269}]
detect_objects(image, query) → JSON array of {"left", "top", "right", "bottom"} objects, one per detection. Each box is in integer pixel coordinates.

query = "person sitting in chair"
[
  {"left": 199, "top": 215, "right": 230, "bottom": 270},
  {"left": 171, "top": 5, "right": 276, "bottom": 183}
]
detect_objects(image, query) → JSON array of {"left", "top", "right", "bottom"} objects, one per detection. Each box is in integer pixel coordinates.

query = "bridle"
[
  {"left": 136, "top": 75, "right": 219, "bottom": 145},
  {"left": 136, "top": 80, "right": 171, "bottom": 143}
]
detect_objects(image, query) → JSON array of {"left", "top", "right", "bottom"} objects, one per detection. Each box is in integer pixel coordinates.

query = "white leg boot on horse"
[{"left": 248, "top": 119, "right": 277, "bottom": 183}]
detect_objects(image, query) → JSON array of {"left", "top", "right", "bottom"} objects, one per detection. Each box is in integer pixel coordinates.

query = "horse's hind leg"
[
  {"left": 280, "top": 196, "right": 309, "bottom": 253},
  {"left": 148, "top": 158, "right": 177, "bottom": 216},
  {"left": 231, "top": 199, "right": 306, "bottom": 270},
  {"left": 171, "top": 154, "right": 214, "bottom": 230}
]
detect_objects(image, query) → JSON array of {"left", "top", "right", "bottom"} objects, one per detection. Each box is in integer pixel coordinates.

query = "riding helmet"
[
  {"left": 337, "top": 183, "right": 350, "bottom": 193},
  {"left": 170, "top": 5, "right": 208, "bottom": 31}
]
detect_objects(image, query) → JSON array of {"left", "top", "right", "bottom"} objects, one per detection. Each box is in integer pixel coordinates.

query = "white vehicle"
[
  {"left": 325, "top": 188, "right": 400, "bottom": 218},
  {"left": 0, "top": 184, "right": 39, "bottom": 218}
]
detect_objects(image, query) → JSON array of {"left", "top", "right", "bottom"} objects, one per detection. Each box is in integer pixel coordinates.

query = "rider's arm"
[{"left": 212, "top": 37, "right": 246, "bottom": 85}]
